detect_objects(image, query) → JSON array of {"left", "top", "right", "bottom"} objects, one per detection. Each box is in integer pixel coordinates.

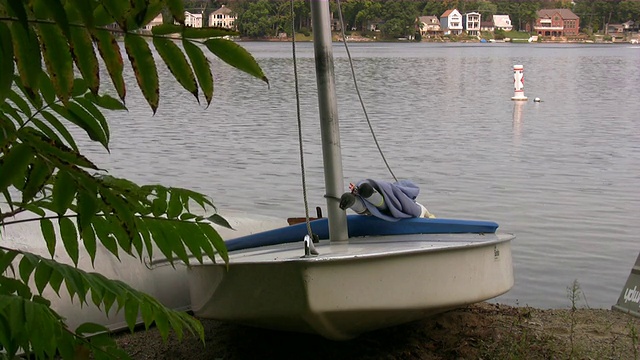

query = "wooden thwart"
[{"left": 286, "top": 206, "right": 323, "bottom": 225}]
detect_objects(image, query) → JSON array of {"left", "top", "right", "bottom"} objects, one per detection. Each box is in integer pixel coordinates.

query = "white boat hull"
[
  {"left": 3, "top": 212, "right": 287, "bottom": 332},
  {"left": 189, "top": 232, "right": 514, "bottom": 340}
]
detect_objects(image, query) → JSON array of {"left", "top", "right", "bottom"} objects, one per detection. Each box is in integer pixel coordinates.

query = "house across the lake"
[
  {"left": 480, "top": 20, "right": 494, "bottom": 32},
  {"left": 209, "top": 5, "right": 236, "bottom": 29},
  {"left": 183, "top": 11, "right": 203, "bottom": 28},
  {"left": 440, "top": 9, "right": 463, "bottom": 35},
  {"left": 493, "top": 15, "right": 513, "bottom": 32},
  {"left": 464, "top": 12, "right": 481, "bottom": 36},
  {"left": 528, "top": 9, "right": 580, "bottom": 37},
  {"left": 418, "top": 15, "right": 441, "bottom": 38}
]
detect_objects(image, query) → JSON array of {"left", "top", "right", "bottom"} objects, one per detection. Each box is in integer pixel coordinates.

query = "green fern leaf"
[
  {"left": 59, "top": 217, "right": 79, "bottom": 267},
  {"left": 100, "top": 1, "right": 128, "bottom": 30},
  {"left": 200, "top": 222, "right": 228, "bottom": 263},
  {"left": 85, "top": 93, "right": 127, "bottom": 110},
  {"left": 40, "top": 110, "right": 79, "bottom": 151},
  {"left": 70, "top": 27, "right": 100, "bottom": 95},
  {"left": 9, "top": 22, "right": 41, "bottom": 98},
  {"left": 124, "top": 296, "right": 139, "bottom": 332},
  {"left": 50, "top": 103, "right": 108, "bottom": 149},
  {"left": 40, "top": 218, "right": 57, "bottom": 258},
  {"left": 183, "top": 39, "right": 214, "bottom": 106},
  {"left": 34, "top": 0, "right": 71, "bottom": 39},
  {"left": 173, "top": 221, "right": 203, "bottom": 263},
  {"left": 204, "top": 38, "right": 269, "bottom": 85},
  {"left": 151, "top": 23, "right": 181, "bottom": 35},
  {"left": 153, "top": 37, "right": 198, "bottom": 101},
  {"left": 166, "top": 0, "right": 185, "bottom": 24},
  {"left": 7, "top": 90, "right": 32, "bottom": 117},
  {"left": 92, "top": 29, "right": 126, "bottom": 102},
  {"left": 22, "top": 157, "right": 53, "bottom": 204},
  {"left": 66, "top": 0, "right": 95, "bottom": 29},
  {"left": 124, "top": 33, "right": 159, "bottom": 113},
  {"left": 75, "top": 322, "right": 109, "bottom": 336},
  {"left": 0, "top": 23, "right": 14, "bottom": 106},
  {"left": 75, "top": 97, "right": 110, "bottom": 141},
  {"left": 29, "top": 117, "right": 62, "bottom": 145},
  {"left": 19, "top": 128, "right": 98, "bottom": 170},
  {"left": 166, "top": 190, "right": 183, "bottom": 219},
  {"left": 0, "top": 142, "right": 33, "bottom": 192},
  {"left": 38, "top": 23, "right": 74, "bottom": 103},
  {"left": 92, "top": 216, "right": 120, "bottom": 260},
  {"left": 82, "top": 224, "right": 98, "bottom": 267},
  {"left": 0, "top": 250, "right": 18, "bottom": 273},
  {"left": 53, "top": 170, "right": 76, "bottom": 216},
  {"left": 34, "top": 262, "right": 54, "bottom": 294}
]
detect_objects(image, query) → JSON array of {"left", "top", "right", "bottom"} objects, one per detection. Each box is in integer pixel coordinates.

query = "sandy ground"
[{"left": 115, "top": 302, "right": 640, "bottom": 359}]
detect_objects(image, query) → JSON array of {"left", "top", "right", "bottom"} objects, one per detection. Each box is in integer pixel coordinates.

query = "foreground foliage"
[{"left": 0, "top": 0, "right": 267, "bottom": 358}]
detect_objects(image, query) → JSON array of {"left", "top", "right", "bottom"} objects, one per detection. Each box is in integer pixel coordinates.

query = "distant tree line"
[{"left": 184, "top": 0, "right": 640, "bottom": 38}]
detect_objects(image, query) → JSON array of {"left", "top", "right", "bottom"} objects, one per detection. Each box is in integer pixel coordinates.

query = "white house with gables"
[
  {"left": 464, "top": 12, "right": 481, "bottom": 36},
  {"left": 440, "top": 9, "right": 463, "bottom": 35},
  {"left": 209, "top": 5, "right": 236, "bottom": 29},
  {"left": 493, "top": 15, "right": 513, "bottom": 31},
  {"left": 184, "top": 11, "right": 203, "bottom": 28}
]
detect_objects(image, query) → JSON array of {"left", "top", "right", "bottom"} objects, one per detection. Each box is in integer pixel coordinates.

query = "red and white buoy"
[{"left": 511, "top": 65, "right": 528, "bottom": 101}]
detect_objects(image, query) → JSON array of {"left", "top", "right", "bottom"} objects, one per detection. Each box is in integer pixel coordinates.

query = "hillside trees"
[
  {"left": 236, "top": 0, "right": 275, "bottom": 37},
  {"left": 0, "top": 0, "right": 266, "bottom": 358},
  {"left": 227, "top": 0, "right": 640, "bottom": 36},
  {"left": 235, "top": 0, "right": 309, "bottom": 37},
  {"left": 477, "top": 2, "right": 497, "bottom": 21},
  {"left": 618, "top": 0, "right": 640, "bottom": 22},
  {"left": 380, "top": 1, "right": 420, "bottom": 38}
]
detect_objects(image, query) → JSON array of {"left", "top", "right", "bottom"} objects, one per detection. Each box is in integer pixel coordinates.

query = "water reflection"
[{"left": 512, "top": 101, "right": 525, "bottom": 145}]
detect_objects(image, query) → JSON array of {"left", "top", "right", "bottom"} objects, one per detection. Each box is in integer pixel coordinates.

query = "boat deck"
[{"left": 199, "top": 232, "right": 513, "bottom": 264}]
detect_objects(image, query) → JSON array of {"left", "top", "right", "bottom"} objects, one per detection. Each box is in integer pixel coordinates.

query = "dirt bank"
[{"left": 116, "top": 302, "right": 640, "bottom": 359}]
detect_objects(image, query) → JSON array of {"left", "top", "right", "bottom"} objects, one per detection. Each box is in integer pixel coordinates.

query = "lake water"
[{"left": 87, "top": 41, "right": 640, "bottom": 310}]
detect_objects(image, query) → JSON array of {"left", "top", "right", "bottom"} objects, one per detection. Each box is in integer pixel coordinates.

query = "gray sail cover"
[{"left": 358, "top": 179, "right": 422, "bottom": 221}]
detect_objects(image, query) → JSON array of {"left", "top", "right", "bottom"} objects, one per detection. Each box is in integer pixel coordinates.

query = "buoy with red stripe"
[{"left": 511, "top": 65, "right": 528, "bottom": 101}]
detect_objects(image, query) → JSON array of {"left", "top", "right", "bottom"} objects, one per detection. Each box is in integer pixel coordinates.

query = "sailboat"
[{"left": 187, "top": 1, "right": 514, "bottom": 341}]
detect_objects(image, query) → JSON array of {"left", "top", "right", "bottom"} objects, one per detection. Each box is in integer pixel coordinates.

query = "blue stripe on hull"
[{"left": 226, "top": 215, "right": 498, "bottom": 252}]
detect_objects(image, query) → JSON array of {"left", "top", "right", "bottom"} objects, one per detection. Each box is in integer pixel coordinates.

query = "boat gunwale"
[{"left": 186, "top": 232, "right": 514, "bottom": 266}]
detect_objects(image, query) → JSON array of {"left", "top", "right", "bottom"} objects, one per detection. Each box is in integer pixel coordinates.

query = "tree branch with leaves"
[{"left": 0, "top": 0, "right": 267, "bottom": 358}]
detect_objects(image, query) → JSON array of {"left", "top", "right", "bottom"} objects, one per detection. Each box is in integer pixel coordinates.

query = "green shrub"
[{"left": 299, "top": 27, "right": 310, "bottom": 36}]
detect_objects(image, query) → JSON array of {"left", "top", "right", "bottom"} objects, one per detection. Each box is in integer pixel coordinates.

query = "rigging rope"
[
  {"left": 290, "top": 0, "right": 399, "bottom": 236},
  {"left": 290, "top": 0, "right": 314, "bottom": 238},
  {"left": 335, "top": 0, "right": 398, "bottom": 182}
]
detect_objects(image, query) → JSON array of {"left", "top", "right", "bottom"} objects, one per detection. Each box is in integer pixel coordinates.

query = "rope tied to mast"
[
  {"left": 290, "top": 0, "right": 316, "bottom": 244},
  {"left": 289, "top": 0, "right": 399, "bottom": 246},
  {"left": 335, "top": 0, "right": 398, "bottom": 182}
]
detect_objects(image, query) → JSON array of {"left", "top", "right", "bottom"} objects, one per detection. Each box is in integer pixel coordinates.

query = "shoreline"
[
  {"left": 236, "top": 32, "right": 639, "bottom": 45},
  {"left": 116, "top": 302, "right": 640, "bottom": 359},
  {"left": 237, "top": 37, "right": 639, "bottom": 45}
]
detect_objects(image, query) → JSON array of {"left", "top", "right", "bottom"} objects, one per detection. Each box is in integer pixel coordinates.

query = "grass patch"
[{"left": 508, "top": 31, "right": 534, "bottom": 40}]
